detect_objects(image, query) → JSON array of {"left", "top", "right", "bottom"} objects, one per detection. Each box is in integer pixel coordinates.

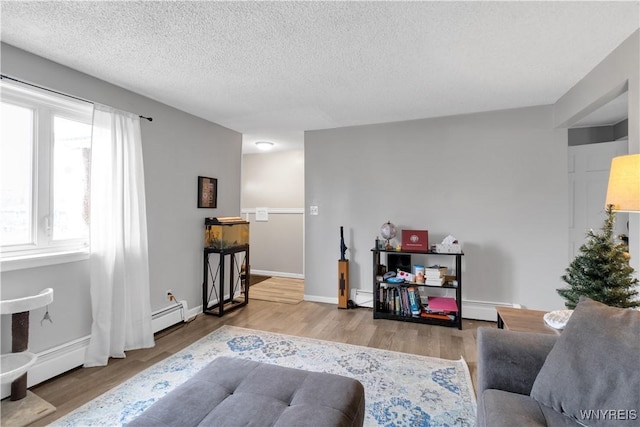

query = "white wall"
[
  {"left": 305, "top": 105, "right": 569, "bottom": 313},
  {"left": 241, "top": 150, "right": 304, "bottom": 277},
  {"left": 303, "top": 30, "right": 640, "bottom": 314},
  {"left": 0, "top": 44, "right": 242, "bottom": 357}
]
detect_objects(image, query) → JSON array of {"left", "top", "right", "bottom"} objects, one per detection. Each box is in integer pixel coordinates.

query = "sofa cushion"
[
  {"left": 530, "top": 297, "right": 640, "bottom": 426},
  {"left": 481, "top": 389, "right": 546, "bottom": 427},
  {"left": 481, "top": 389, "right": 581, "bottom": 427}
]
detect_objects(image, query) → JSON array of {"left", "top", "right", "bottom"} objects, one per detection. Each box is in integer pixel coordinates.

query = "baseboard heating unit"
[
  {"left": 152, "top": 300, "right": 187, "bottom": 333},
  {"left": 352, "top": 289, "right": 374, "bottom": 308}
]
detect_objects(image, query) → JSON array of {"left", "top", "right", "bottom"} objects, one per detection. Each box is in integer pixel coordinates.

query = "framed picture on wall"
[{"left": 198, "top": 176, "right": 217, "bottom": 208}]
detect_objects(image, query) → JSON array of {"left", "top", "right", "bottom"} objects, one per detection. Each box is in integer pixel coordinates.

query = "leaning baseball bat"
[{"left": 338, "top": 226, "right": 349, "bottom": 309}]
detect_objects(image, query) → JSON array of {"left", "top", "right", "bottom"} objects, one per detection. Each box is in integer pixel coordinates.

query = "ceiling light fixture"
[{"left": 255, "top": 141, "right": 274, "bottom": 151}]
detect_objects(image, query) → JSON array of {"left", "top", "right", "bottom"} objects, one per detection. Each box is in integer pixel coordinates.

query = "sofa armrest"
[{"left": 477, "top": 327, "right": 557, "bottom": 396}]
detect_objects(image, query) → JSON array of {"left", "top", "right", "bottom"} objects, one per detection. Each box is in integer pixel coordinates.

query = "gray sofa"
[{"left": 476, "top": 297, "right": 639, "bottom": 427}]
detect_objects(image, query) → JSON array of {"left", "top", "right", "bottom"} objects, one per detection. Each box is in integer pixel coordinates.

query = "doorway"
[
  {"left": 567, "top": 91, "right": 629, "bottom": 262},
  {"left": 568, "top": 140, "right": 629, "bottom": 261},
  {"left": 240, "top": 149, "right": 305, "bottom": 280}
]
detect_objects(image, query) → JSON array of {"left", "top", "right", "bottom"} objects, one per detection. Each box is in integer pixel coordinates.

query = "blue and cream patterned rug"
[{"left": 52, "top": 325, "right": 476, "bottom": 426}]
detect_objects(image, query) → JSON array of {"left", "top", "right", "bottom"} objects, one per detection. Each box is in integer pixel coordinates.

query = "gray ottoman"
[{"left": 129, "top": 356, "right": 365, "bottom": 427}]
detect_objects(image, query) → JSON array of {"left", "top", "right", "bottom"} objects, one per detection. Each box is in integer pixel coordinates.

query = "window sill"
[{"left": 1, "top": 250, "right": 90, "bottom": 272}]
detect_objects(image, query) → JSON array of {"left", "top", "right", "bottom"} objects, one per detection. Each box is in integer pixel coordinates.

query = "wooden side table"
[{"left": 496, "top": 306, "right": 561, "bottom": 335}]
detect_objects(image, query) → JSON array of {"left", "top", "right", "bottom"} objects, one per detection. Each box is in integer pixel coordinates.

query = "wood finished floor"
[
  {"left": 249, "top": 277, "right": 304, "bottom": 304},
  {"left": 28, "top": 298, "right": 495, "bottom": 426}
]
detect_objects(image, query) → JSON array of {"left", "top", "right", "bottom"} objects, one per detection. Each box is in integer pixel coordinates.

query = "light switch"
[
  {"left": 256, "top": 207, "right": 269, "bottom": 221},
  {"left": 310, "top": 205, "right": 319, "bottom": 216}
]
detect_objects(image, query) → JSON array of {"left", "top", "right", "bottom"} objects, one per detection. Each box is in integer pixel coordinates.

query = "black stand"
[
  {"left": 202, "top": 245, "right": 250, "bottom": 317},
  {"left": 372, "top": 248, "right": 464, "bottom": 330}
]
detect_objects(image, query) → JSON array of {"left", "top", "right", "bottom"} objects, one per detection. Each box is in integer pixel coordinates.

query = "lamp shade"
[{"left": 605, "top": 154, "right": 640, "bottom": 212}]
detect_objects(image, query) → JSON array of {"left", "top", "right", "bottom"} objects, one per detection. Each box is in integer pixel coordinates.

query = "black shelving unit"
[
  {"left": 202, "top": 245, "right": 249, "bottom": 317},
  {"left": 372, "top": 248, "right": 464, "bottom": 330}
]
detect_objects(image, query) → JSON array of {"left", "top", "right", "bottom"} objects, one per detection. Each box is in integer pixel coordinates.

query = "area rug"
[
  {"left": 52, "top": 326, "right": 476, "bottom": 426},
  {"left": 249, "top": 274, "right": 271, "bottom": 286}
]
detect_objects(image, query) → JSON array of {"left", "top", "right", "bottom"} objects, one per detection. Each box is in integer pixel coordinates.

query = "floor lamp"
[
  {"left": 605, "top": 154, "right": 640, "bottom": 213},
  {"left": 605, "top": 153, "right": 640, "bottom": 275}
]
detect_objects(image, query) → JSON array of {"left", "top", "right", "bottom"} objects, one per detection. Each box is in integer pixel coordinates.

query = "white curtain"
[{"left": 84, "top": 104, "right": 154, "bottom": 367}]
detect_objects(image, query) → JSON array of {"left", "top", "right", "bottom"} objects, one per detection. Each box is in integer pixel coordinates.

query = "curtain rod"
[{"left": 0, "top": 74, "right": 153, "bottom": 122}]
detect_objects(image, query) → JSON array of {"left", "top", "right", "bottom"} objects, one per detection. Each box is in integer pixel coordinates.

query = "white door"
[{"left": 568, "top": 140, "right": 629, "bottom": 262}]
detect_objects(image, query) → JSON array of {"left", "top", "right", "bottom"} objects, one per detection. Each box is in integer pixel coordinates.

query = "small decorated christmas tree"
[{"left": 557, "top": 205, "right": 639, "bottom": 309}]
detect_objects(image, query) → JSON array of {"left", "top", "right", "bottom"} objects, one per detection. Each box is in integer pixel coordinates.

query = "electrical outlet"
[{"left": 166, "top": 289, "right": 173, "bottom": 301}]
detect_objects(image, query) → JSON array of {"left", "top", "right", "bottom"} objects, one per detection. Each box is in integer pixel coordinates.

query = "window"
[{"left": 1, "top": 81, "right": 93, "bottom": 268}]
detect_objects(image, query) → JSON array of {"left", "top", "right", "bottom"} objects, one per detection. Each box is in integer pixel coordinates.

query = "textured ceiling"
[{"left": 1, "top": 1, "right": 639, "bottom": 153}]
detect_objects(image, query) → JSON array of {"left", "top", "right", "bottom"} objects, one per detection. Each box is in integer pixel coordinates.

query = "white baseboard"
[
  {"left": 1, "top": 301, "right": 190, "bottom": 400},
  {"left": 303, "top": 294, "right": 337, "bottom": 304},
  {"left": 184, "top": 305, "right": 201, "bottom": 321},
  {"left": 461, "top": 300, "right": 517, "bottom": 321},
  {"left": 251, "top": 269, "right": 304, "bottom": 279}
]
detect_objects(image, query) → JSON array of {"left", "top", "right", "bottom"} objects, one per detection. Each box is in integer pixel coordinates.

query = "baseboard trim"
[
  {"left": 251, "top": 269, "right": 304, "bottom": 279},
  {"left": 303, "top": 294, "right": 337, "bottom": 304}
]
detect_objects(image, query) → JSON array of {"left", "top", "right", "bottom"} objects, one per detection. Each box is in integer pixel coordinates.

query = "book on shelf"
[
  {"left": 407, "top": 287, "right": 421, "bottom": 315},
  {"left": 420, "top": 312, "right": 454, "bottom": 321},
  {"left": 424, "top": 277, "right": 445, "bottom": 286},
  {"left": 424, "top": 266, "right": 447, "bottom": 277},
  {"left": 419, "top": 295, "right": 457, "bottom": 321},
  {"left": 425, "top": 296, "right": 458, "bottom": 313},
  {"left": 378, "top": 284, "right": 423, "bottom": 317},
  {"left": 378, "top": 283, "right": 458, "bottom": 318},
  {"left": 400, "top": 287, "right": 410, "bottom": 316},
  {"left": 386, "top": 287, "right": 403, "bottom": 315}
]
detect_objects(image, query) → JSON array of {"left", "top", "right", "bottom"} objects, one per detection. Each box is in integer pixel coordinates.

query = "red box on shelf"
[{"left": 401, "top": 230, "right": 428, "bottom": 252}]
